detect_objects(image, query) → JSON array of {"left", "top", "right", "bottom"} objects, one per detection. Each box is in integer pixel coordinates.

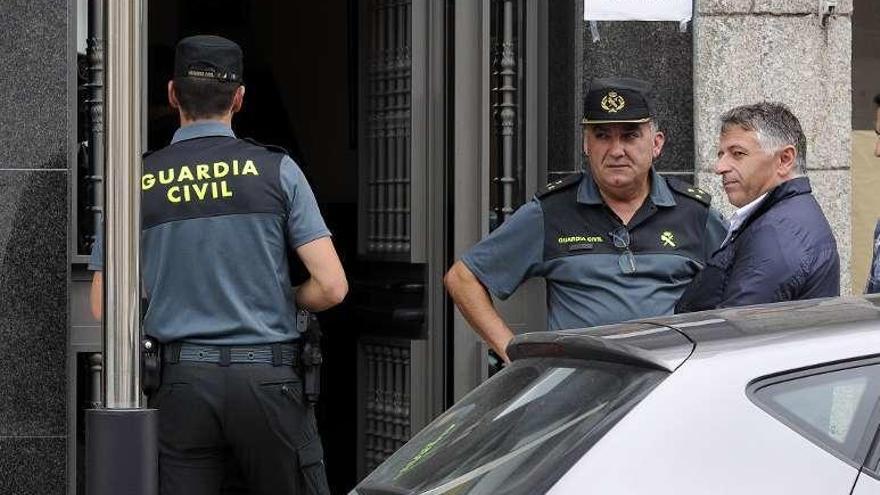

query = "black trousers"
[{"left": 149, "top": 361, "right": 330, "bottom": 495}]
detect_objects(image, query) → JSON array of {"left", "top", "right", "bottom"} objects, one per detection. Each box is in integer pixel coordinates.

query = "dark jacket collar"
[
  {"left": 751, "top": 176, "right": 812, "bottom": 216},
  {"left": 730, "top": 176, "right": 812, "bottom": 241}
]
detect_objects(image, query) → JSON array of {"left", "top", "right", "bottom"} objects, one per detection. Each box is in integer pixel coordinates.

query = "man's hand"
[
  {"left": 444, "top": 261, "right": 514, "bottom": 362},
  {"left": 295, "top": 236, "right": 348, "bottom": 312}
]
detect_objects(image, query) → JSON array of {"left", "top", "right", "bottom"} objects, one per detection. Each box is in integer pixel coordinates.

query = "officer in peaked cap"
[
  {"left": 89, "top": 34, "right": 346, "bottom": 494},
  {"left": 174, "top": 34, "right": 243, "bottom": 83},
  {"left": 445, "top": 76, "right": 727, "bottom": 363},
  {"left": 581, "top": 77, "right": 655, "bottom": 124}
]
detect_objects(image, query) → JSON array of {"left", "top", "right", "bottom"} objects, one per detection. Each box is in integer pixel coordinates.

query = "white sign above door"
[{"left": 584, "top": 0, "right": 693, "bottom": 22}]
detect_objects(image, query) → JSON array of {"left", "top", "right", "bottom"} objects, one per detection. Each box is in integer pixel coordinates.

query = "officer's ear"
[
  {"left": 652, "top": 130, "right": 665, "bottom": 159},
  {"left": 167, "top": 80, "right": 180, "bottom": 110},
  {"left": 230, "top": 85, "right": 245, "bottom": 114}
]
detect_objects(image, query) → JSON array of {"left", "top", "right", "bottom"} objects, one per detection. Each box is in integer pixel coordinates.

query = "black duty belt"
[{"left": 164, "top": 342, "right": 300, "bottom": 367}]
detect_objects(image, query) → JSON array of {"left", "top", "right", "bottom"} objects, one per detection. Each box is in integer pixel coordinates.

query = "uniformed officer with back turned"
[
  {"left": 89, "top": 35, "right": 346, "bottom": 495},
  {"left": 444, "top": 77, "right": 727, "bottom": 362}
]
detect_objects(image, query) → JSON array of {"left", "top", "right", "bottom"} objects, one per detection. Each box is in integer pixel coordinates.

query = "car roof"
[{"left": 507, "top": 296, "right": 880, "bottom": 371}]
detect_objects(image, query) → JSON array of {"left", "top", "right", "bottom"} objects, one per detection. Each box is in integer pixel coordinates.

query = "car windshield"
[{"left": 354, "top": 357, "right": 667, "bottom": 495}]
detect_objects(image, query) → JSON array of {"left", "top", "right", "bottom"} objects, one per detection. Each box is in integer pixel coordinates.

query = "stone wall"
[
  {"left": 0, "top": 0, "right": 70, "bottom": 493},
  {"left": 694, "top": 0, "right": 853, "bottom": 292}
]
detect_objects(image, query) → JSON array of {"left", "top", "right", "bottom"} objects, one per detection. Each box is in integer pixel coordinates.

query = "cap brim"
[{"left": 581, "top": 117, "right": 652, "bottom": 125}]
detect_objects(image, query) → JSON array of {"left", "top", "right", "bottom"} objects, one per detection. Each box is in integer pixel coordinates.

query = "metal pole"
[
  {"left": 103, "top": 0, "right": 143, "bottom": 410},
  {"left": 86, "top": 0, "right": 157, "bottom": 493}
]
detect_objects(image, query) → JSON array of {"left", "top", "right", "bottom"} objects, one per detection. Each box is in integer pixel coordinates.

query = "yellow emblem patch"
[
  {"left": 660, "top": 231, "right": 676, "bottom": 248},
  {"left": 601, "top": 91, "right": 626, "bottom": 113}
]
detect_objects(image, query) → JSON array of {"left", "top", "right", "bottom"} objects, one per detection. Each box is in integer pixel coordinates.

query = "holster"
[
  {"left": 140, "top": 336, "right": 162, "bottom": 397},
  {"left": 298, "top": 311, "right": 323, "bottom": 406}
]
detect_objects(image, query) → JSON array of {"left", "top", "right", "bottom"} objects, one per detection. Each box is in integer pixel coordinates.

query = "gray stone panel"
[
  {"left": 751, "top": 0, "right": 853, "bottom": 14},
  {"left": 698, "top": 0, "right": 853, "bottom": 14},
  {"left": 0, "top": 170, "right": 67, "bottom": 436},
  {"left": 698, "top": 0, "right": 754, "bottom": 15},
  {"left": 694, "top": 14, "right": 851, "bottom": 172},
  {"left": 0, "top": 0, "right": 68, "bottom": 170},
  {"left": 0, "top": 437, "right": 67, "bottom": 495},
  {"left": 582, "top": 21, "right": 694, "bottom": 173},
  {"left": 697, "top": 169, "right": 851, "bottom": 293}
]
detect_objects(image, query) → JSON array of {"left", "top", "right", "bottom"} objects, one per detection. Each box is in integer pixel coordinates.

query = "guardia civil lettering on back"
[{"left": 89, "top": 35, "right": 345, "bottom": 494}]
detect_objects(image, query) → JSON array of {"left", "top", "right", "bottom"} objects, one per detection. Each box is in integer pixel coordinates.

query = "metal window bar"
[
  {"left": 490, "top": 0, "right": 525, "bottom": 229},
  {"left": 86, "top": 0, "right": 104, "bottom": 254},
  {"left": 75, "top": 0, "right": 104, "bottom": 257},
  {"left": 362, "top": 340, "right": 411, "bottom": 474},
  {"left": 365, "top": 0, "right": 414, "bottom": 258}
]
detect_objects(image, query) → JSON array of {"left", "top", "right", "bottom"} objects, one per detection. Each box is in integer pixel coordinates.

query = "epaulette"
[
  {"left": 242, "top": 137, "right": 290, "bottom": 156},
  {"left": 142, "top": 149, "right": 156, "bottom": 158},
  {"left": 666, "top": 177, "right": 712, "bottom": 206},
  {"left": 535, "top": 172, "right": 583, "bottom": 199}
]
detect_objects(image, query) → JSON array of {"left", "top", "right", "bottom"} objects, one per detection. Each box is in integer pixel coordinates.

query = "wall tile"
[
  {"left": 0, "top": 170, "right": 67, "bottom": 436},
  {"left": 694, "top": 15, "right": 852, "bottom": 173},
  {"left": 0, "top": 437, "right": 66, "bottom": 495},
  {"left": 0, "top": 0, "right": 68, "bottom": 170}
]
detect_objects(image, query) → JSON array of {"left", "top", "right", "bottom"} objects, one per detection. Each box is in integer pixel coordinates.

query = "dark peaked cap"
[
  {"left": 582, "top": 77, "right": 656, "bottom": 124},
  {"left": 174, "top": 35, "right": 243, "bottom": 83}
]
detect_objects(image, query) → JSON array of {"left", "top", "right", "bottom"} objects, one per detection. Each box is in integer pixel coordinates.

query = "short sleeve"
[
  {"left": 459, "top": 200, "right": 545, "bottom": 300},
  {"left": 279, "top": 156, "right": 331, "bottom": 248},
  {"left": 89, "top": 223, "right": 104, "bottom": 271}
]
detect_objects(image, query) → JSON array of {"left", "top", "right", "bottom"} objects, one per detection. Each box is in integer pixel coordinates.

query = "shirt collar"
[
  {"left": 720, "top": 192, "right": 768, "bottom": 248},
  {"left": 576, "top": 168, "right": 676, "bottom": 207},
  {"left": 730, "top": 192, "right": 768, "bottom": 226},
  {"left": 171, "top": 121, "right": 236, "bottom": 144}
]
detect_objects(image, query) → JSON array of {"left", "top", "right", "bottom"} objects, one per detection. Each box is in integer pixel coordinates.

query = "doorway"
[
  {"left": 149, "top": 1, "right": 362, "bottom": 491},
  {"left": 147, "top": 1, "right": 450, "bottom": 491}
]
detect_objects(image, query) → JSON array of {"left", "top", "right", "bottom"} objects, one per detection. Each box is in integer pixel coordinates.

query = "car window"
[
  {"left": 354, "top": 358, "right": 667, "bottom": 495},
  {"left": 751, "top": 363, "right": 880, "bottom": 466}
]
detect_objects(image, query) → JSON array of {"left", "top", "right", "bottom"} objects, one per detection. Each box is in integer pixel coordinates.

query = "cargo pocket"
[
  {"left": 297, "top": 436, "right": 330, "bottom": 495},
  {"left": 254, "top": 380, "right": 306, "bottom": 453}
]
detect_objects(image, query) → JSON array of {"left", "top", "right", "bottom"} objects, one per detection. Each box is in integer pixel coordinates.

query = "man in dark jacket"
[{"left": 676, "top": 102, "right": 839, "bottom": 312}]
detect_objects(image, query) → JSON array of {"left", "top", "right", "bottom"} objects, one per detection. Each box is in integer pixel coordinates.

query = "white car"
[{"left": 353, "top": 296, "right": 880, "bottom": 494}]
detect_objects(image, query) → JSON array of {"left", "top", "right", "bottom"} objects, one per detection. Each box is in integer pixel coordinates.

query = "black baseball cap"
[
  {"left": 174, "top": 35, "right": 243, "bottom": 84},
  {"left": 582, "top": 77, "right": 656, "bottom": 124}
]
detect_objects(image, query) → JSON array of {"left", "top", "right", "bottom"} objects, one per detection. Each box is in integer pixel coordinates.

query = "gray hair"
[{"left": 719, "top": 101, "right": 806, "bottom": 174}]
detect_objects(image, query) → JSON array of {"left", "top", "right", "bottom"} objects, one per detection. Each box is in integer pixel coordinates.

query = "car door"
[
  {"left": 749, "top": 359, "right": 880, "bottom": 495},
  {"left": 853, "top": 474, "right": 880, "bottom": 495}
]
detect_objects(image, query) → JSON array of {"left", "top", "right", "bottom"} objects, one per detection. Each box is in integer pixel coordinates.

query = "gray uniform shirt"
[
  {"left": 90, "top": 122, "right": 330, "bottom": 344},
  {"left": 461, "top": 170, "right": 727, "bottom": 330}
]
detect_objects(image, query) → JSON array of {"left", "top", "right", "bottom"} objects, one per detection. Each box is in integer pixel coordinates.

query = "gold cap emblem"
[{"left": 601, "top": 91, "right": 626, "bottom": 113}]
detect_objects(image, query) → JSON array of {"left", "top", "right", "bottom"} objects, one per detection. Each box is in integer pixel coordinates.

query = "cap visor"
[{"left": 581, "top": 117, "right": 652, "bottom": 125}]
